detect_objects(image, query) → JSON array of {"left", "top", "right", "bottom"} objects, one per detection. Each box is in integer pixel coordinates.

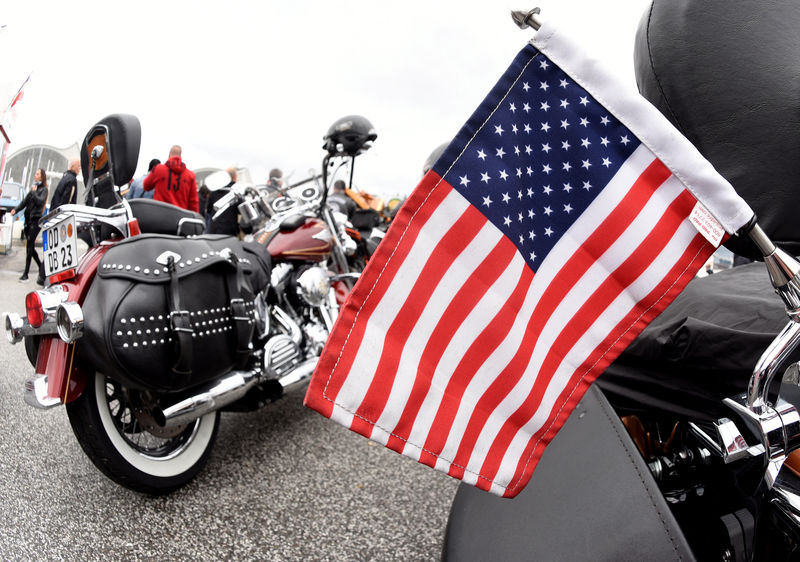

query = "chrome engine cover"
[{"left": 263, "top": 334, "right": 302, "bottom": 380}]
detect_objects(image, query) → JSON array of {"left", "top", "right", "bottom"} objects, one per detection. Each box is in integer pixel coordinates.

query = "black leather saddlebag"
[{"left": 79, "top": 234, "right": 272, "bottom": 392}]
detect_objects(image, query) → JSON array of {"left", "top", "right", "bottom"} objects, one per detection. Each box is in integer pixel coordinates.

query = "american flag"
[{"left": 305, "top": 23, "right": 753, "bottom": 497}]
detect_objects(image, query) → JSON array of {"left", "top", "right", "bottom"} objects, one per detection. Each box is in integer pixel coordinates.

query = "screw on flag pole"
[
  {"left": 510, "top": 8, "right": 543, "bottom": 31},
  {"left": 305, "top": 9, "right": 757, "bottom": 497}
]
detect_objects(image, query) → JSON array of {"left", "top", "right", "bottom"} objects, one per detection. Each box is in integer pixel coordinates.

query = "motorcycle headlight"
[
  {"left": 296, "top": 267, "right": 331, "bottom": 307},
  {"left": 56, "top": 302, "right": 84, "bottom": 343}
]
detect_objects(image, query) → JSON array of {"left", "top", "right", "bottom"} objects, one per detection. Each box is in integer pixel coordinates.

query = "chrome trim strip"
[
  {"left": 772, "top": 474, "right": 800, "bottom": 527},
  {"left": 23, "top": 375, "right": 61, "bottom": 409},
  {"left": 177, "top": 216, "right": 205, "bottom": 236}
]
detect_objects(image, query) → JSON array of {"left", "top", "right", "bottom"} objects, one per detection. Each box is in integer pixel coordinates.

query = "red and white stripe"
[{"left": 306, "top": 142, "right": 715, "bottom": 497}]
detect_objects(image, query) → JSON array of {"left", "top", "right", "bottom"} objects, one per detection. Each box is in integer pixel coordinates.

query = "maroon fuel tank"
[{"left": 265, "top": 217, "right": 332, "bottom": 262}]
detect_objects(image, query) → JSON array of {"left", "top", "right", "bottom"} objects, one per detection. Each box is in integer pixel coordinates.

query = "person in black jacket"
[
  {"left": 49, "top": 158, "right": 80, "bottom": 210},
  {"left": 206, "top": 167, "right": 240, "bottom": 236},
  {"left": 328, "top": 179, "right": 357, "bottom": 219},
  {"left": 10, "top": 168, "right": 48, "bottom": 284}
]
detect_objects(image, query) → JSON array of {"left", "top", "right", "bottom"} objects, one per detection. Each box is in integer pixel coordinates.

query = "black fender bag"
[
  {"left": 442, "top": 384, "right": 695, "bottom": 561},
  {"left": 79, "top": 234, "right": 271, "bottom": 393}
]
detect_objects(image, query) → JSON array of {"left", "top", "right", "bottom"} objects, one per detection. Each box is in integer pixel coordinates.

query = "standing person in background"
[
  {"left": 143, "top": 145, "right": 198, "bottom": 212},
  {"left": 10, "top": 168, "right": 48, "bottom": 284},
  {"left": 328, "top": 179, "right": 356, "bottom": 219},
  {"left": 207, "top": 167, "right": 240, "bottom": 235},
  {"left": 50, "top": 158, "right": 81, "bottom": 210},
  {"left": 267, "top": 168, "right": 283, "bottom": 192},
  {"left": 126, "top": 158, "right": 160, "bottom": 200},
  {"left": 198, "top": 184, "right": 210, "bottom": 230}
]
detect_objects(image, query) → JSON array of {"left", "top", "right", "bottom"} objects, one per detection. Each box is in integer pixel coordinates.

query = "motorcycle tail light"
[
  {"left": 56, "top": 302, "right": 84, "bottom": 343},
  {"left": 25, "top": 291, "right": 44, "bottom": 328}
]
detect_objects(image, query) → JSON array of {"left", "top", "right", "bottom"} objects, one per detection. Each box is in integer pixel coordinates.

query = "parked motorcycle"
[
  {"left": 3, "top": 113, "right": 369, "bottom": 494},
  {"left": 443, "top": 4, "right": 800, "bottom": 561}
]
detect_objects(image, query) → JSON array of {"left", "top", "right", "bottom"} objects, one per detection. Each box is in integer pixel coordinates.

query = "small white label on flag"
[{"left": 689, "top": 202, "right": 724, "bottom": 247}]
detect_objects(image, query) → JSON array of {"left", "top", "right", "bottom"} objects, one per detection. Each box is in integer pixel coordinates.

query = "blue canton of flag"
[{"left": 441, "top": 44, "right": 638, "bottom": 270}]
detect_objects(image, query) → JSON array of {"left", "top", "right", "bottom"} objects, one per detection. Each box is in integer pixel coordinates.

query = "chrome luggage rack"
[{"left": 39, "top": 203, "right": 134, "bottom": 243}]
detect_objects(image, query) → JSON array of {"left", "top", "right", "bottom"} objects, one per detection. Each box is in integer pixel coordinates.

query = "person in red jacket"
[{"left": 143, "top": 145, "right": 199, "bottom": 212}]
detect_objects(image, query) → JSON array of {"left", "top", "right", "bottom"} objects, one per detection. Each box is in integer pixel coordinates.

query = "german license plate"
[{"left": 43, "top": 214, "right": 78, "bottom": 277}]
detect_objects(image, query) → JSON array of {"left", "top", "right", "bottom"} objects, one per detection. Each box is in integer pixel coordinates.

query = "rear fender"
[
  {"left": 39, "top": 338, "right": 87, "bottom": 404},
  {"left": 37, "top": 243, "right": 110, "bottom": 404}
]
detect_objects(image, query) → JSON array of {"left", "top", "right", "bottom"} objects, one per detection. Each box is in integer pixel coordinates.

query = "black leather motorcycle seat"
[
  {"left": 128, "top": 198, "right": 204, "bottom": 236},
  {"left": 634, "top": 0, "right": 800, "bottom": 259},
  {"left": 442, "top": 384, "right": 696, "bottom": 561}
]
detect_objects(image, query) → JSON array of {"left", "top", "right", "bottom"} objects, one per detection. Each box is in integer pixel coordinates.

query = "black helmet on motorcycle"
[
  {"left": 323, "top": 115, "right": 377, "bottom": 157},
  {"left": 634, "top": 0, "right": 800, "bottom": 260}
]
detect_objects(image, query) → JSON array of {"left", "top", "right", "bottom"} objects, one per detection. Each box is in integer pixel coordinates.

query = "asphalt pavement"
[{"left": 0, "top": 244, "right": 458, "bottom": 561}]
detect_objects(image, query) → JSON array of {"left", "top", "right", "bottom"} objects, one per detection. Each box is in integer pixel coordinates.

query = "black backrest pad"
[
  {"left": 634, "top": 0, "right": 800, "bottom": 258},
  {"left": 80, "top": 114, "right": 141, "bottom": 187}
]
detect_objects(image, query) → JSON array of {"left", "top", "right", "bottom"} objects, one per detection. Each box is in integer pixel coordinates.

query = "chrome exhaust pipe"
[
  {"left": 278, "top": 357, "right": 317, "bottom": 394},
  {"left": 153, "top": 369, "right": 261, "bottom": 428},
  {"left": 154, "top": 358, "right": 319, "bottom": 428}
]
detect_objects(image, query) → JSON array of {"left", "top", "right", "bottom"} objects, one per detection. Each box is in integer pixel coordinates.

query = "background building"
[{"left": 2, "top": 142, "right": 83, "bottom": 206}]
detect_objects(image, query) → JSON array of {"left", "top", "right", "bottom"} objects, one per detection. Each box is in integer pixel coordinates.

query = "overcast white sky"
[{"left": 2, "top": 1, "right": 650, "bottom": 196}]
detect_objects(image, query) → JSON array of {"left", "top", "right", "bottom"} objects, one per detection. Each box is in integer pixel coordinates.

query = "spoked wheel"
[{"left": 66, "top": 372, "right": 219, "bottom": 495}]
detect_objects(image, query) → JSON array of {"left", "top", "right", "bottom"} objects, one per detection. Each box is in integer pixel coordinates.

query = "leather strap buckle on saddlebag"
[
  {"left": 166, "top": 254, "right": 194, "bottom": 382},
  {"left": 169, "top": 308, "right": 194, "bottom": 384},
  {"left": 229, "top": 298, "right": 253, "bottom": 368},
  {"left": 170, "top": 310, "right": 193, "bottom": 334}
]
